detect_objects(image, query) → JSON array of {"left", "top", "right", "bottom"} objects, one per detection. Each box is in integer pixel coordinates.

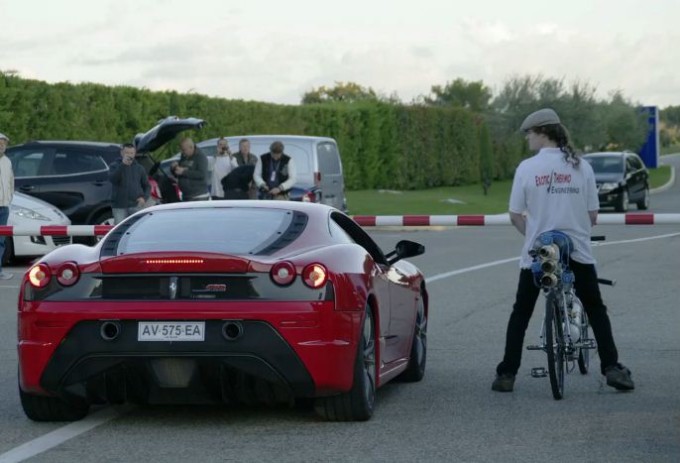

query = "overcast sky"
[{"left": 1, "top": 0, "right": 679, "bottom": 107}]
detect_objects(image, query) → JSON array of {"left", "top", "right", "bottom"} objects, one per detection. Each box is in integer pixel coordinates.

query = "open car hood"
[{"left": 134, "top": 116, "right": 205, "bottom": 153}]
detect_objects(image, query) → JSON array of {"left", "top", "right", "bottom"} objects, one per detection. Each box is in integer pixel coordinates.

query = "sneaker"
[
  {"left": 605, "top": 364, "right": 635, "bottom": 391},
  {"left": 492, "top": 373, "right": 516, "bottom": 392},
  {"left": 0, "top": 272, "right": 13, "bottom": 280}
]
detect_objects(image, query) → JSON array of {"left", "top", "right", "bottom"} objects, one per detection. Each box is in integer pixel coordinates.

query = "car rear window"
[
  {"left": 584, "top": 156, "right": 623, "bottom": 174},
  {"left": 116, "top": 207, "right": 305, "bottom": 255}
]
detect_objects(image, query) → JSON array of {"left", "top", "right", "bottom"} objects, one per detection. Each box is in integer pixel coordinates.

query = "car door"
[
  {"left": 37, "top": 148, "right": 111, "bottom": 223},
  {"left": 331, "top": 212, "right": 411, "bottom": 365},
  {"left": 316, "top": 141, "right": 345, "bottom": 211}
]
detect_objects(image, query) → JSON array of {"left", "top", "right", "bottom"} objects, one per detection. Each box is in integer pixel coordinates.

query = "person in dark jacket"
[
  {"left": 172, "top": 137, "right": 209, "bottom": 201},
  {"left": 253, "top": 141, "right": 297, "bottom": 200},
  {"left": 109, "top": 143, "right": 150, "bottom": 224}
]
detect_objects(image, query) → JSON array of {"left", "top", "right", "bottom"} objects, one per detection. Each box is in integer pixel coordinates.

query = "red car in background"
[{"left": 18, "top": 202, "right": 427, "bottom": 422}]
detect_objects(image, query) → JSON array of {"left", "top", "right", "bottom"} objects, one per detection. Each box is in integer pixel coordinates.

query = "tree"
[
  {"left": 301, "top": 82, "right": 380, "bottom": 104},
  {"left": 425, "top": 78, "right": 491, "bottom": 112}
]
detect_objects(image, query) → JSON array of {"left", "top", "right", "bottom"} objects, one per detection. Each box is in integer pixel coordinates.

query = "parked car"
[
  {"left": 5, "top": 117, "right": 204, "bottom": 228},
  {"left": 161, "top": 135, "right": 348, "bottom": 212},
  {"left": 18, "top": 202, "right": 427, "bottom": 422},
  {"left": 582, "top": 151, "right": 650, "bottom": 212},
  {"left": 4, "top": 192, "right": 72, "bottom": 265}
]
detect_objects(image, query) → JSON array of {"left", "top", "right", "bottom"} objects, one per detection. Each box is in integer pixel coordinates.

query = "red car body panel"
[{"left": 17, "top": 202, "right": 427, "bottom": 407}]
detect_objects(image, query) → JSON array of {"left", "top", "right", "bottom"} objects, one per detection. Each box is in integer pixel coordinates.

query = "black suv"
[
  {"left": 6, "top": 117, "right": 204, "bottom": 227},
  {"left": 582, "top": 151, "right": 650, "bottom": 212}
]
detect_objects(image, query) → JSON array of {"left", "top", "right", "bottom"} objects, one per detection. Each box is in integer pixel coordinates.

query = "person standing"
[
  {"left": 171, "top": 138, "right": 209, "bottom": 201},
  {"left": 233, "top": 139, "right": 259, "bottom": 199},
  {"left": 210, "top": 138, "right": 238, "bottom": 200},
  {"left": 109, "top": 143, "right": 150, "bottom": 224},
  {"left": 0, "top": 132, "right": 14, "bottom": 279},
  {"left": 253, "top": 141, "right": 297, "bottom": 200},
  {"left": 492, "top": 108, "right": 634, "bottom": 393}
]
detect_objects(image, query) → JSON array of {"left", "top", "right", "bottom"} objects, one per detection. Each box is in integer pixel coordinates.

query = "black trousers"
[{"left": 496, "top": 260, "right": 619, "bottom": 376}]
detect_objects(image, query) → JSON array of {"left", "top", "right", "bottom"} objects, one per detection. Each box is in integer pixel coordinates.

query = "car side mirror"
[{"left": 385, "top": 240, "right": 425, "bottom": 265}]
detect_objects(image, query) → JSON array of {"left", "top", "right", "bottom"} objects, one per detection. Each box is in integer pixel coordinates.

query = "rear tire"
[
  {"left": 315, "top": 306, "right": 376, "bottom": 421},
  {"left": 399, "top": 297, "right": 427, "bottom": 382},
  {"left": 545, "top": 294, "right": 565, "bottom": 400},
  {"left": 20, "top": 388, "right": 89, "bottom": 422}
]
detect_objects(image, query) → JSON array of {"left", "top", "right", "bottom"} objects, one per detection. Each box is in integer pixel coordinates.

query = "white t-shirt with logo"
[{"left": 509, "top": 147, "right": 599, "bottom": 268}]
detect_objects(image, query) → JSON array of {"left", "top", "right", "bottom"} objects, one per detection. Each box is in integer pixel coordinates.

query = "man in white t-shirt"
[{"left": 492, "top": 108, "right": 634, "bottom": 393}]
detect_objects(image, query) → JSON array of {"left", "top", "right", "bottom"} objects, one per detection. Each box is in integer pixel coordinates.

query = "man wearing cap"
[
  {"left": 491, "top": 108, "right": 634, "bottom": 393},
  {"left": 0, "top": 133, "right": 14, "bottom": 279}
]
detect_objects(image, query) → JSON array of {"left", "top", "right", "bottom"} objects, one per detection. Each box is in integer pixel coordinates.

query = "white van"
[{"left": 167, "top": 135, "right": 348, "bottom": 212}]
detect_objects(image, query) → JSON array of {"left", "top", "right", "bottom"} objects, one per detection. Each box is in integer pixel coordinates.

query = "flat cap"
[{"left": 519, "top": 108, "right": 561, "bottom": 132}]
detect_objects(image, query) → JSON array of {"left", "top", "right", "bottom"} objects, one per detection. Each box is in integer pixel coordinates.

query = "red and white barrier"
[
  {"left": 0, "top": 213, "right": 679, "bottom": 236},
  {"left": 352, "top": 213, "right": 680, "bottom": 227},
  {"left": 0, "top": 225, "right": 113, "bottom": 237}
]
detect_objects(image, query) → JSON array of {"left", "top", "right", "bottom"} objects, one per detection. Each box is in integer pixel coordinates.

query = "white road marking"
[
  {"left": 426, "top": 231, "right": 680, "bottom": 283},
  {"left": 2, "top": 232, "right": 679, "bottom": 462},
  {"left": 0, "top": 406, "right": 132, "bottom": 463}
]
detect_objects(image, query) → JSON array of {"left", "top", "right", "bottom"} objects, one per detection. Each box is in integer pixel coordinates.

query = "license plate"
[{"left": 138, "top": 322, "right": 205, "bottom": 341}]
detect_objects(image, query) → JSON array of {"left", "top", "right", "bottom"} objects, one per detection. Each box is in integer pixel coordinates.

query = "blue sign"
[{"left": 639, "top": 106, "right": 659, "bottom": 168}]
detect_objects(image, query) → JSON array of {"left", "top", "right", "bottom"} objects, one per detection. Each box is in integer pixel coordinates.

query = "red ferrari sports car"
[{"left": 18, "top": 201, "right": 427, "bottom": 422}]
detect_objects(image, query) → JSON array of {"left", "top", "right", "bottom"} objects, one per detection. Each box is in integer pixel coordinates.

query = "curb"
[{"left": 650, "top": 164, "right": 676, "bottom": 194}]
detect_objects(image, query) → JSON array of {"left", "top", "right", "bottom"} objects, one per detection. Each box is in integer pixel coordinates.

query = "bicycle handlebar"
[{"left": 597, "top": 278, "right": 616, "bottom": 286}]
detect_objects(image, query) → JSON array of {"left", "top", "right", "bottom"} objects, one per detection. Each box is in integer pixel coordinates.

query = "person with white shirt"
[
  {"left": 492, "top": 108, "right": 634, "bottom": 393},
  {"left": 210, "top": 137, "right": 238, "bottom": 200},
  {"left": 0, "top": 132, "right": 14, "bottom": 280}
]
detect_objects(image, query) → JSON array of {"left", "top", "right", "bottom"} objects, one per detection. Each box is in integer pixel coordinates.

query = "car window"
[
  {"left": 317, "top": 142, "right": 341, "bottom": 174},
  {"left": 328, "top": 216, "right": 355, "bottom": 244},
  {"left": 584, "top": 156, "right": 623, "bottom": 174},
  {"left": 625, "top": 157, "right": 636, "bottom": 173},
  {"left": 628, "top": 155, "right": 644, "bottom": 170},
  {"left": 6, "top": 148, "right": 49, "bottom": 177},
  {"left": 117, "top": 208, "right": 299, "bottom": 255},
  {"left": 330, "top": 211, "right": 387, "bottom": 265},
  {"left": 49, "top": 150, "right": 108, "bottom": 176}
]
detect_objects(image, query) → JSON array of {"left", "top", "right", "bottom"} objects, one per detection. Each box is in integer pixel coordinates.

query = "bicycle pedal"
[
  {"left": 531, "top": 367, "right": 547, "bottom": 378},
  {"left": 526, "top": 345, "right": 544, "bottom": 351}
]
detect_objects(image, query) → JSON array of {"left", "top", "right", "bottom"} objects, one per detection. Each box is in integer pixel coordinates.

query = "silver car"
[{"left": 4, "top": 192, "right": 72, "bottom": 264}]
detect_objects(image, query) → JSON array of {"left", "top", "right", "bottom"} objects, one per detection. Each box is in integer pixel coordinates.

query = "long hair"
[{"left": 533, "top": 124, "right": 580, "bottom": 167}]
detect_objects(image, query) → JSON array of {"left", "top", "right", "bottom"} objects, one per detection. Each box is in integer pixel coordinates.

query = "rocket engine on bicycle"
[{"left": 528, "top": 230, "right": 584, "bottom": 345}]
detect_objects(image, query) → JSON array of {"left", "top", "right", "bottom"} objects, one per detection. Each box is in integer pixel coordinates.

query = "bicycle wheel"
[
  {"left": 578, "top": 310, "right": 590, "bottom": 374},
  {"left": 545, "top": 293, "right": 565, "bottom": 400}
]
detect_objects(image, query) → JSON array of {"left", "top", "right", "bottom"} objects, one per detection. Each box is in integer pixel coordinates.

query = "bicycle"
[{"left": 526, "top": 231, "right": 615, "bottom": 400}]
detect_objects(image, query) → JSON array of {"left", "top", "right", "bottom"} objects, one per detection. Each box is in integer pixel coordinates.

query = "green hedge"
[{"left": 0, "top": 72, "right": 495, "bottom": 190}]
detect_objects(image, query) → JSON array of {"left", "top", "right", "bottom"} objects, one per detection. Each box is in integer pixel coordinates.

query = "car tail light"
[
  {"left": 56, "top": 262, "right": 80, "bottom": 286},
  {"left": 302, "top": 263, "right": 327, "bottom": 289},
  {"left": 28, "top": 263, "right": 51, "bottom": 288},
  {"left": 149, "top": 178, "right": 161, "bottom": 200},
  {"left": 271, "top": 261, "right": 296, "bottom": 286},
  {"left": 301, "top": 191, "right": 316, "bottom": 203}
]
